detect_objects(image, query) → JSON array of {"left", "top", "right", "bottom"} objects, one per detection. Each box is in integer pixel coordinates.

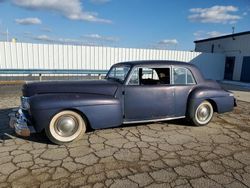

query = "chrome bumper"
[{"left": 9, "top": 109, "right": 35, "bottom": 137}]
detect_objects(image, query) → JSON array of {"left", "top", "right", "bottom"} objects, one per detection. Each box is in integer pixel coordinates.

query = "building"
[
  {"left": 194, "top": 31, "right": 250, "bottom": 83},
  {"left": 0, "top": 41, "right": 225, "bottom": 81}
]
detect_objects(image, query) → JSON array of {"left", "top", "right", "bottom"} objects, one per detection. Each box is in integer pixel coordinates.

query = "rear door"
[{"left": 172, "top": 67, "right": 196, "bottom": 116}]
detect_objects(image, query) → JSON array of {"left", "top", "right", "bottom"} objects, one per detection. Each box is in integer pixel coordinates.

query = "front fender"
[
  {"left": 29, "top": 93, "right": 122, "bottom": 132},
  {"left": 30, "top": 93, "right": 119, "bottom": 110}
]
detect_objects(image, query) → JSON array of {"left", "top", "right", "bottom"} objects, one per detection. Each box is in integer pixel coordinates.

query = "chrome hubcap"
[
  {"left": 197, "top": 105, "right": 210, "bottom": 122},
  {"left": 55, "top": 116, "right": 78, "bottom": 137}
]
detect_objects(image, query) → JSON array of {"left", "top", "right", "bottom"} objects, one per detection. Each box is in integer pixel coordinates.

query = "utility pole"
[
  {"left": 232, "top": 26, "right": 236, "bottom": 40},
  {"left": 6, "top": 28, "right": 9, "bottom": 42},
  {"left": 232, "top": 26, "right": 235, "bottom": 34}
]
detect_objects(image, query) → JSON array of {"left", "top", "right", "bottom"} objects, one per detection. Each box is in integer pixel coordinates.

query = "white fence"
[{"left": 0, "top": 42, "right": 225, "bottom": 80}]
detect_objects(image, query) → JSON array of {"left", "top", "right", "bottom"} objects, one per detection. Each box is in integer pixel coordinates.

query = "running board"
[{"left": 123, "top": 116, "right": 185, "bottom": 124}]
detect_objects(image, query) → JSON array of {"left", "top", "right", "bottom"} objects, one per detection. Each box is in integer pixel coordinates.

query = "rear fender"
[{"left": 187, "top": 87, "right": 234, "bottom": 117}]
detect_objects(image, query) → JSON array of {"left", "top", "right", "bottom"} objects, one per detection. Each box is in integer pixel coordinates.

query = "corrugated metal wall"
[
  {"left": 0, "top": 42, "right": 225, "bottom": 80},
  {"left": 0, "top": 42, "right": 203, "bottom": 70}
]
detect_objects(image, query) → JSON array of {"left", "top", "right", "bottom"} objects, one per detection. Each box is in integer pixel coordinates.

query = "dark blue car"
[{"left": 9, "top": 61, "right": 236, "bottom": 144}]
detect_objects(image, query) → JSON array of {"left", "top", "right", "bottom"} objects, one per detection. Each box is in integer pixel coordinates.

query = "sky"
[{"left": 0, "top": 0, "right": 249, "bottom": 50}]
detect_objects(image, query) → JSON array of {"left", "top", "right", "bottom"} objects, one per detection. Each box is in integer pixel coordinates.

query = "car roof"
[{"left": 115, "top": 60, "right": 196, "bottom": 68}]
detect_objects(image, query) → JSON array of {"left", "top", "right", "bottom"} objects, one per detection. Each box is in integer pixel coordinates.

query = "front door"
[
  {"left": 124, "top": 85, "right": 175, "bottom": 121},
  {"left": 124, "top": 67, "right": 175, "bottom": 121},
  {"left": 224, "top": 57, "right": 235, "bottom": 80}
]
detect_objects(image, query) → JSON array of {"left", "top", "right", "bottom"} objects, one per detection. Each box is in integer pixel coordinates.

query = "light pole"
[{"left": 6, "top": 28, "right": 9, "bottom": 42}]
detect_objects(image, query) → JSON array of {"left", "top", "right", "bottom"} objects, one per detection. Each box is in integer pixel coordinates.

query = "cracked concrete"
[{"left": 0, "top": 85, "right": 250, "bottom": 187}]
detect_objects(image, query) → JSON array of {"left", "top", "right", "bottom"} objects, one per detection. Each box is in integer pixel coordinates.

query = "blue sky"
[{"left": 0, "top": 0, "right": 249, "bottom": 50}]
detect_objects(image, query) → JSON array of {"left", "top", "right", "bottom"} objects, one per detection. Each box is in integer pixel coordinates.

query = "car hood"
[{"left": 22, "top": 80, "right": 119, "bottom": 97}]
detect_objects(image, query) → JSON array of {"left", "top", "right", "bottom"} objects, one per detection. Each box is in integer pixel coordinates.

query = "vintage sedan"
[{"left": 9, "top": 61, "right": 236, "bottom": 144}]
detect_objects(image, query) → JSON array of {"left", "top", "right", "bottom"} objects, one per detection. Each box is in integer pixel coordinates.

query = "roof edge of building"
[{"left": 194, "top": 31, "right": 250, "bottom": 43}]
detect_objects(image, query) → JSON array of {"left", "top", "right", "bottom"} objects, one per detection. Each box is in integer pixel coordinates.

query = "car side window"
[
  {"left": 173, "top": 67, "right": 196, "bottom": 85},
  {"left": 128, "top": 68, "right": 139, "bottom": 85},
  {"left": 108, "top": 66, "right": 130, "bottom": 82},
  {"left": 141, "top": 68, "right": 159, "bottom": 80},
  {"left": 128, "top": 67, "right": 170, "bottom": 85}
]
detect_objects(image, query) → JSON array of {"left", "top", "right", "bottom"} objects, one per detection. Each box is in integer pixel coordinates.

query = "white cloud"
[
  {"left": 189, "top": 5, "right": 241, "bottom": 24},
  {"left": 41, "top": 27, "right": 52, "bottom": 32},
  {"left": 33, "top": 34, "right": 52, "bottom": 42},
  {"left": 25, "top": 33, "right": 117, "bottom": 45},
  {"left": 83, "top": 33, "right": 119, "bottom": 42},
  {"left": 90, "top": 0, "right": 111, "bottom": 5},
  {"left": 84, "top": 34, "right": 103, "bottom": 39},
  {"left": 12, "top": 0, "right": 112, "bottom": 23},
  {"left": 31, "top": 34, "right": 94, "bottom": 45},
  {"left": 206, "top": 31, "right": 228, "bottom": 38},
  {"left": 23, "top": 31, "right": 32, "bottom": 35},
  {"left": 57, "top": 37, "right": 82, "bottom": 44},
  {"left": 152, "top": 39, "right": 178, "bottom": 50},
  {"left": 15, "top": 17, "right": 42, "bottom": 25},
  {"left": 158, "top": 39, "right": 178, "bottom": 45},
  {"left": 0, "top": 31, "right": 8, "bottom": 36},
  {"left": 194, "top": 30, "right": 229, "bottom": 40}
]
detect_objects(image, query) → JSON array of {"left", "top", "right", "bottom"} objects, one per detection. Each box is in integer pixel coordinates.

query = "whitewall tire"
[
  {"left": 191, "top": 100, "right": 214, "bottom": 126},
  {"left": 45, "top": 110, "right": 86, "bottom": 144}
]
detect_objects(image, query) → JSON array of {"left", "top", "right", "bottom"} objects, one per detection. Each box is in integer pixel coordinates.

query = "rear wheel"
[
  {"left": 191, "top": 100, "right": 214, "bottom": 126},
  {"left": 45, "top": 110, "right": 86, "bottom": 145}
]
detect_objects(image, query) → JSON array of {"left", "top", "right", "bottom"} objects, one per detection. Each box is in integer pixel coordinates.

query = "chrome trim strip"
[{"left": 123, "top": 116, "right": 185, "bottom": 124}]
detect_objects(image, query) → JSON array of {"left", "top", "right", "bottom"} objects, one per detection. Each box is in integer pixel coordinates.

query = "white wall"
[
  {"left": 190, "top": 53, "right": 225, "bottom": 80},
  {"left": 0, "top": 42, "right": 225, "bottom": 80},
  {"left": 195, "top": 33, "right": 250, "bottom": 81}
]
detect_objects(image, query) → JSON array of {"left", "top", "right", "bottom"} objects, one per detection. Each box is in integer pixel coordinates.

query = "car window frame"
[
  {"left": 106, "top": 64, "right": 132, "bottom": 84},
  {"left": 171, "top": 66, "right": 197, "bottom": 86},
  {"left": 125, "top": 65, "right": 172, "bottom": 86}
]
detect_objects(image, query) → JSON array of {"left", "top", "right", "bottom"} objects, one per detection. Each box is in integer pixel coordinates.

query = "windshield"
[{"left": 106, "top": 65, "right": 131, "bottom": 83}]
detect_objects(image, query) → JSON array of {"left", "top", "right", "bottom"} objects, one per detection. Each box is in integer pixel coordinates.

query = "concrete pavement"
[{"left": 0, "top": 85, "right": 249, "bottom": 187}]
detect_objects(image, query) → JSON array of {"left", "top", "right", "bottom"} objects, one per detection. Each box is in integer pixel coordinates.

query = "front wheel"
[
  {"left": 45, "top": 110, "right": 86, "bottom": 145},
  {"left": 190, "top": 100, "right": 214, "bottom": 126}
]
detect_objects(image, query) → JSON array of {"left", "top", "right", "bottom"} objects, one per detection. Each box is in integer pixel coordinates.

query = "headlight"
[
  {"left": 229, "top": 93, "right": 234, "bottom": 97},
  {"left": 21, "top": 97, "right": 30, "bottom": 110}
]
